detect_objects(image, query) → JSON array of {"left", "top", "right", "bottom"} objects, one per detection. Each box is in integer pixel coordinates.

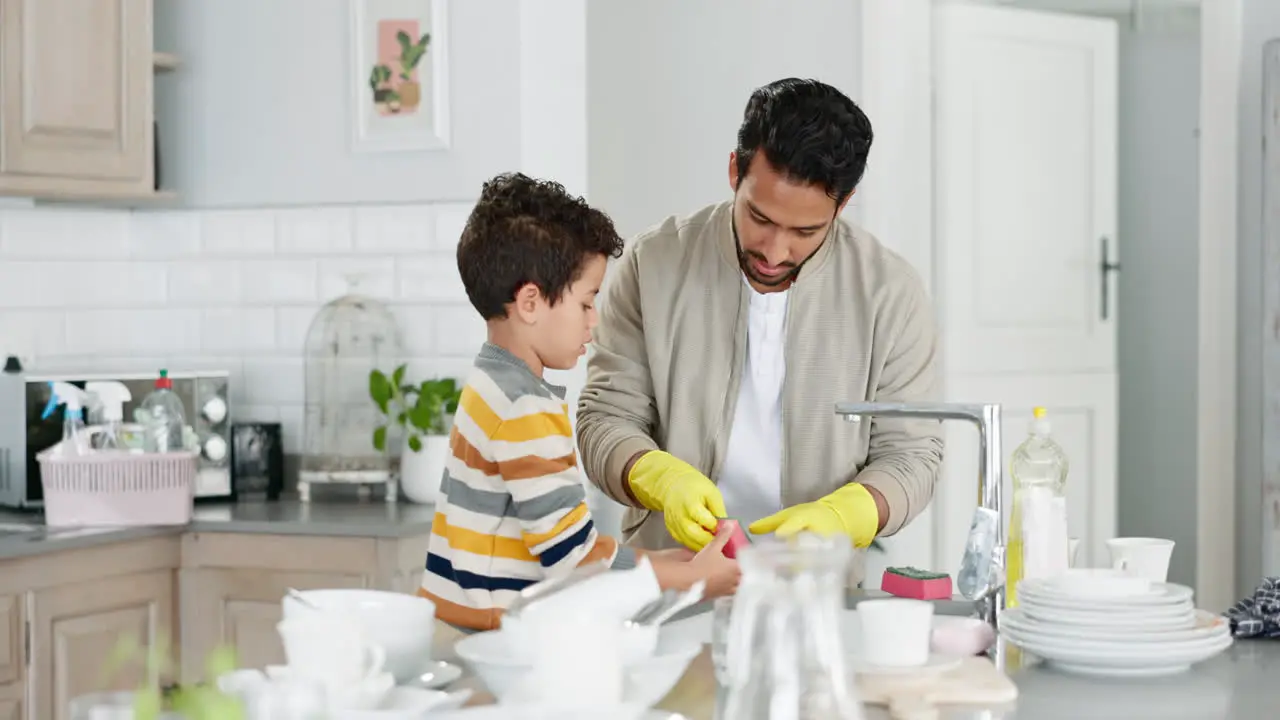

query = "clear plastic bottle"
[
  {"left": 140, "top": 369, "right": 187, "bottom": 453},
  {"left": 1005, "top": 406, "right": 1070, "bottom": 607}
]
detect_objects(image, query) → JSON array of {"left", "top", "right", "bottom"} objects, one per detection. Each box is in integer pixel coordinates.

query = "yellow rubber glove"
[
  {"left": 627, "top": 451, "right": 727, "bottom": 551},
  {"left": 749, "top": 483, "right": 880, "bottom": 548}
]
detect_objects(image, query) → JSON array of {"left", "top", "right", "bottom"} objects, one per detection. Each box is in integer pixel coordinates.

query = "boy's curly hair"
[{"left": 457, "top": 173, "right": 625, "bottom": 320}]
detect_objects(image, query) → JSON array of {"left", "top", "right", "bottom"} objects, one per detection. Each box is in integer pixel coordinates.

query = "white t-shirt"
[{"left": 717, "top": 280, "right": 788, "bottom": 525}]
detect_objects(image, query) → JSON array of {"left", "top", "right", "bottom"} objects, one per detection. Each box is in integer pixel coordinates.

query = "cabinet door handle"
[{"left": 1100, "top": 236, "right": 1121, "bottom": 321}]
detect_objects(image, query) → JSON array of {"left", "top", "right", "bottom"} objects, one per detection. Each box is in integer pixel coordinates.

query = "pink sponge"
[
  {"left": 717, "top": 518, "right": 751, "bottom": 559},
  {"left": 881, "top": 566, "right": 953, "bottom": 600}
]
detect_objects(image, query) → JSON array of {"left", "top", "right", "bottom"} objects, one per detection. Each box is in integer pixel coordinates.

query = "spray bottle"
[
  {"left": 41, "top": 381, "right": 91, "bottom": 457},
  {"left": 85, "top": 381, "right": 132, "bottom": 451}
]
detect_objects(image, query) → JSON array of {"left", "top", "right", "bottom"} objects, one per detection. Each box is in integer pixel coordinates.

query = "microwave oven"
[{"left": 0, "top": 366, "right": 233, "bottom": 509}]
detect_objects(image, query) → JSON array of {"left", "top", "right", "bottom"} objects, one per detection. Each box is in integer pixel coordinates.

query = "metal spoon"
[{"left": 285, "top": 587, "right": 320, "bottom": 611}]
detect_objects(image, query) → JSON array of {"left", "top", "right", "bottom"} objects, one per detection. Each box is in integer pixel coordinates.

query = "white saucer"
[
  {"left": 341, "top": 687, "right": 474, "bottom": 718},
  {"left": 851, "top": 653, "right": 963, "bottom": 676},
  {"left": 406, "top": 660, "right": 464, "bottom": 689}
]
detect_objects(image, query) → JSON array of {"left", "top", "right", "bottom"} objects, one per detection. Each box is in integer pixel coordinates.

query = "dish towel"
[{"left": 1225, "top": 577, "right": 1280, "bottom": 638}]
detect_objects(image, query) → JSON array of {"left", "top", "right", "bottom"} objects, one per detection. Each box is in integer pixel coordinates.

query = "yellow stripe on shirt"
[{"left": 431, "top": 512, "right": 537, "bottom": 562}]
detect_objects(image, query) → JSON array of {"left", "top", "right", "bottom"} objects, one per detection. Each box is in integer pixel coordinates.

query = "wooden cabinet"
[
  {"left": 178, "top": 532, "right": 431, "bottom": 683},
  {"left": 29, "top": 571, "right": 175, "bottom": 720},
  {"left": 0, "top": 528, "right": 431, "bottom": 717},
  {"left": 0, "top": 0, "right": 167, "bottom": 201}
]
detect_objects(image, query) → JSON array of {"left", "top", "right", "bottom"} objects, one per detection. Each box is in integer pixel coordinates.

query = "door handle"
[{"left": 1100, "top": 236, "right": 1121, "bottom": 321}]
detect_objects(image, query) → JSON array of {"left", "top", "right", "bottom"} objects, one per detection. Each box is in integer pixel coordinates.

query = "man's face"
[{"left": 728, "top": 152, "right": 851, "bottom": 291}]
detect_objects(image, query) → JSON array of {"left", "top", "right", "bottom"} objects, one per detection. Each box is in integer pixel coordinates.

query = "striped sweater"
[{"left": 418, "top": 343, "right": 638, "bottom": 630}]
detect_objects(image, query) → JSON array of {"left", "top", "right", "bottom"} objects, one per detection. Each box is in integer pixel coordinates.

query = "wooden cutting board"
[{"left": 856, "top": 656, "right": 1018, "bottom": 720}]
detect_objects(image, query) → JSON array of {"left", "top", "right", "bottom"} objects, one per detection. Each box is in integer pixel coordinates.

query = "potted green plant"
[
  {"left": 370, "top": 364, "right": 461, "bottom": 504},
  {"left": 394, "top": 30, "right": 431, "bottom": 111},
  {"left": 75, "top": 633, "right": 243, "bottom": 719}
]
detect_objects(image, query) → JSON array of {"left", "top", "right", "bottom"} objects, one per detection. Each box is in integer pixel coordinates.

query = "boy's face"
[{"left": 533, "top": 253, "right": 607, "bottom": 371}]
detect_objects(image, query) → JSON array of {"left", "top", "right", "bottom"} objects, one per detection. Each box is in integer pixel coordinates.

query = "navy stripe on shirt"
[
  {"left": 425, "top": 552, "right": 537, "bottom": 593},
  {"left": 538, "top": 519, "right": 595, "bottom": 568}
]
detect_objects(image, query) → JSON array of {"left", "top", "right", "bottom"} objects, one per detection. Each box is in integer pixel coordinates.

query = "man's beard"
[{"left": 732, "top": 219, "right": 807, "bottom": 288}]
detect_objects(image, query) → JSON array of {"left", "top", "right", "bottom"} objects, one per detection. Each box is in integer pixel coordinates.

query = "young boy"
[{"left": 418, "top": 172, "right": 740, "bottom": 630}]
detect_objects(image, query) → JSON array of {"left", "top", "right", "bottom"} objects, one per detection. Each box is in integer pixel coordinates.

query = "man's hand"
[
  {"left": 627, "top": 451, "right": 727, "bottom": 550},
  {"left": 749, "top": 483, "right": 880, "bottom": 548}
]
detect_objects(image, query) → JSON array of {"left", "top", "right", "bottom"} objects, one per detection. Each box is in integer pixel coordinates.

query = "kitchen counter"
[
  {"left": 433, "top": 602, "right": 1280, "bottom": 719},
  {"left": 0, "top": 498, "right": 435, "bottom": 560}
]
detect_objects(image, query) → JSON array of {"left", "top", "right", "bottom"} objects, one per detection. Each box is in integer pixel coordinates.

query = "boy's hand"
[
  {"left": 648, "top": 547, "right": 696, "bottom": 562},
  {"left": 688, "top": 524, "right": 741, "bottom": 599}
]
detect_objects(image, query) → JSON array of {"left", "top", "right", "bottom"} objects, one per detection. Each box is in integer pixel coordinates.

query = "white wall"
[
  {"left": 154, "top": 0, "right": 522, "bottom": 207},
  {"left": 585, "top": 0, "right": 863, "bottom": 242},
  {"left": 1115, "top": 24, "right": 1202, "bottom": 586}
]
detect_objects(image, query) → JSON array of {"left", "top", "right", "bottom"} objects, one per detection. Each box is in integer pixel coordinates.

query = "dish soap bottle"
[
  {"left": 85, "top": 380, "right": 132, "bottom": 451},
  {"left": 41, "top": 381, "right": 91, "bottom": 457},
  {"left": 1006, "top": 406, "right": 1070, "bottom": 606},
  {"left": 140, "top": 369, "right": 187, "bottom": 453}
]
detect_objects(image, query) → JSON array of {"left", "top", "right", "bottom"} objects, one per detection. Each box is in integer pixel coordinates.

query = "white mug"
[
  {"left": 857, "top": 598, "right": 934, "bottom": 668},
  {"left": 1107, "top": 537, "right": 1175, "bottom": 583},
  {"left": 277, "top": 616, "right": 386, "bottom": 687}
]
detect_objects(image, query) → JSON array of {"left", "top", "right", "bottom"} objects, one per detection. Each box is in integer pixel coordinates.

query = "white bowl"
[
  {"left": 454, "top": 629, "right": 699, "bottom": 707},
  {"left": 500, "top": 614, "right": 659, "bottom": 664},
  {"left": 282, "top": 589, "right": 437, "bottom": 684}
]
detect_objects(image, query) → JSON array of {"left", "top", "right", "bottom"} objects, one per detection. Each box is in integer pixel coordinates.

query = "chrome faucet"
[{"left": 835, "top": 402, "right": 1006, "bottom": 629}]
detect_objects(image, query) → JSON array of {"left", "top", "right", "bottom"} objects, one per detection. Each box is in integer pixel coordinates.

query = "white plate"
[
  {"left": 427, "top": 703, "right": 679, "bottom": 720},
  {"left": 1018, "top": 579, "right": 1194, "bottom": 608},
  {"left": 338, "top": 687, "right": 474, "bottom": 718},
  {"left": 406, "top": 661, "right": 463, "bottom": 690},
  {"left": 1002, "top": 624, "right": 1232, "bottom": 672},
  {"left": 1016, "top": 600, "right": 1196, "bottom": 630},
  {"left": 850, "top": 652, "right": 963, "bottom": 676},
  {"left": 1001, "top": 607, "right": 1228, "bottom": 644}
]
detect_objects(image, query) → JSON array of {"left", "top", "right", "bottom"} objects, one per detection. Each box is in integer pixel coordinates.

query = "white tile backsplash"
[{"left": 0, "top": 202, "right": 480, "bottom": 453}]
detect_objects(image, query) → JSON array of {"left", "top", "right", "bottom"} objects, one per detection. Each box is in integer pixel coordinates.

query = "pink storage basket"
[{"left": 36, "top": 447, "right": 197, "bottom": 528}]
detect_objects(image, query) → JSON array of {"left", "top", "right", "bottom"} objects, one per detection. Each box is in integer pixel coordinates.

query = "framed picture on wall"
[{"left": 349, "top": 0, "right": 451, "bottom": 153}]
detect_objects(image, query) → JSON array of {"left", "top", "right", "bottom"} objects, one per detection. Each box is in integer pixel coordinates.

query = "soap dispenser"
[{"left": 85, "top": 381, "right": 132, "bottom": 451}]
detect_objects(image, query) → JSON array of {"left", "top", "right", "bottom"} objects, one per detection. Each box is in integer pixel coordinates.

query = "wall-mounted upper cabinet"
[{"left": 0, "top": 0, "right": 171, "bottom": 204}]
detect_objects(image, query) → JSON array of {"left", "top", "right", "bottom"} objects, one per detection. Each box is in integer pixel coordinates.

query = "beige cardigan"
[{"left": 576, "top": 201, "right": 944, "bottom": 584}]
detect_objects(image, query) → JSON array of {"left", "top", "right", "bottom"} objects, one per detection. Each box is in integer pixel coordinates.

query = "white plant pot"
[{"left": 400, "top": 434, "right": 450, "bottom": 504}]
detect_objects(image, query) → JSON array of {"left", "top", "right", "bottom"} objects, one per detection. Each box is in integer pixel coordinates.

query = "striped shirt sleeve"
[{"left": 489, "top": 398, "right": 622, "bottom": 575}]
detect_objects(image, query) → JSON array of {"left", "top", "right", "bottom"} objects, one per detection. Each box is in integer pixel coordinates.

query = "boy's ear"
[{"left": 511, "top": 282, "right": 543, "bottom": 324}]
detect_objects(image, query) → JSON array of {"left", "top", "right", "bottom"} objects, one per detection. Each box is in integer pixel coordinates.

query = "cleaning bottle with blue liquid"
[{"left": 42, "top": 381, "right": 91, "bottom": 457}]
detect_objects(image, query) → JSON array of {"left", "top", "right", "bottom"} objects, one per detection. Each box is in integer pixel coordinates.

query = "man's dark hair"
[
  {"left": 735, "top": 78, "right": 874, "bottom": 204},
  {"left": 457, "top": 172, "right": 624, "bottom": 320}
]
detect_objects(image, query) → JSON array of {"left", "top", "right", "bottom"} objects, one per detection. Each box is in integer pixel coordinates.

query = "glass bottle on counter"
[
  {"left": 1005, "top": 406, "right": 1070, "bottom": 606},
  {"left": 720, "top": 535, "right": 866, "bottom": 720}
]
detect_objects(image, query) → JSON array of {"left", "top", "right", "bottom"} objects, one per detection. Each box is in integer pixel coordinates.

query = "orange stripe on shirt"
[
  {"left": 498, "top": 451, "right": 576, "bottom": 481},
  {"left": 418, "top": 586, "right": 502, "bottom": 631}
]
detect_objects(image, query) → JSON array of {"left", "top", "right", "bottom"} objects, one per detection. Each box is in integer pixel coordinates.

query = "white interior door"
[
  {"left": 932, "top": 4, "right": 1120, "bottom": 577},
  {"left": 934, "top": 4, "right": 1119, "bottom": 376}
]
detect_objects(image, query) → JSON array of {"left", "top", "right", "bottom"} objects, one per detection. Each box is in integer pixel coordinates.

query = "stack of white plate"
[{"left": 1000, "top": 573, "right": 1233, "bottom": 678}]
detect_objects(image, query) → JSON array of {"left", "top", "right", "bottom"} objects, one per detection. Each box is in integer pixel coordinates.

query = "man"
[{"left": 576, "top": 78, "right": 943, "bottom": 584}]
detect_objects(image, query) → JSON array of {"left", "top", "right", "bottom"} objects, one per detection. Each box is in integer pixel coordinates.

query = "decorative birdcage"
[{"left": 298, "top": 275, "right": 403, "bottom": 503}]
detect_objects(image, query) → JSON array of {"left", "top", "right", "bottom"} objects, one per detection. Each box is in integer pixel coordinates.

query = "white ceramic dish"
[
  {"left": 1001, "top": 607, "right": 1227, "bottom": 644},
  {"left": 407, "top": 660, "right": 464, "bottom": 689},
  {"left": 500, "top": 613, "right": 658, "bottom": 664},
  {"left": 428, "top": 704, "right": 680, "bottom": 720},
  {"left": 282, "top": 589, "right": 437, "bottom": 684},
  {"left": 336, "top": 686, "right": 474, "bottom": 718},
  {"left": 1042, "top": 568, "right": 1152, "bottom": 599},
  {"left": 454, "top": 629, "right": 699, "bottom": 707},
  {"left": 1019, "top": 578, "right": 1194, "bottom": 607}
]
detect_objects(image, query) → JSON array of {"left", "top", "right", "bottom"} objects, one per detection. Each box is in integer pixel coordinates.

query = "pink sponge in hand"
[
  {"left": 881, "top": 566, "right": 954, "bottom": 600},
  {"left": 717, "top": 518, "right": 752, "bottom": 559}
]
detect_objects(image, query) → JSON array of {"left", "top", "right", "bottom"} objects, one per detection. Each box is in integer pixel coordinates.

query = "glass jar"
[
  {"left": 298, "top": 274, "right": 404, "bottom": 503},
  {"left": 721, "top": 535, "right": 865, "bottom": 720}
]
